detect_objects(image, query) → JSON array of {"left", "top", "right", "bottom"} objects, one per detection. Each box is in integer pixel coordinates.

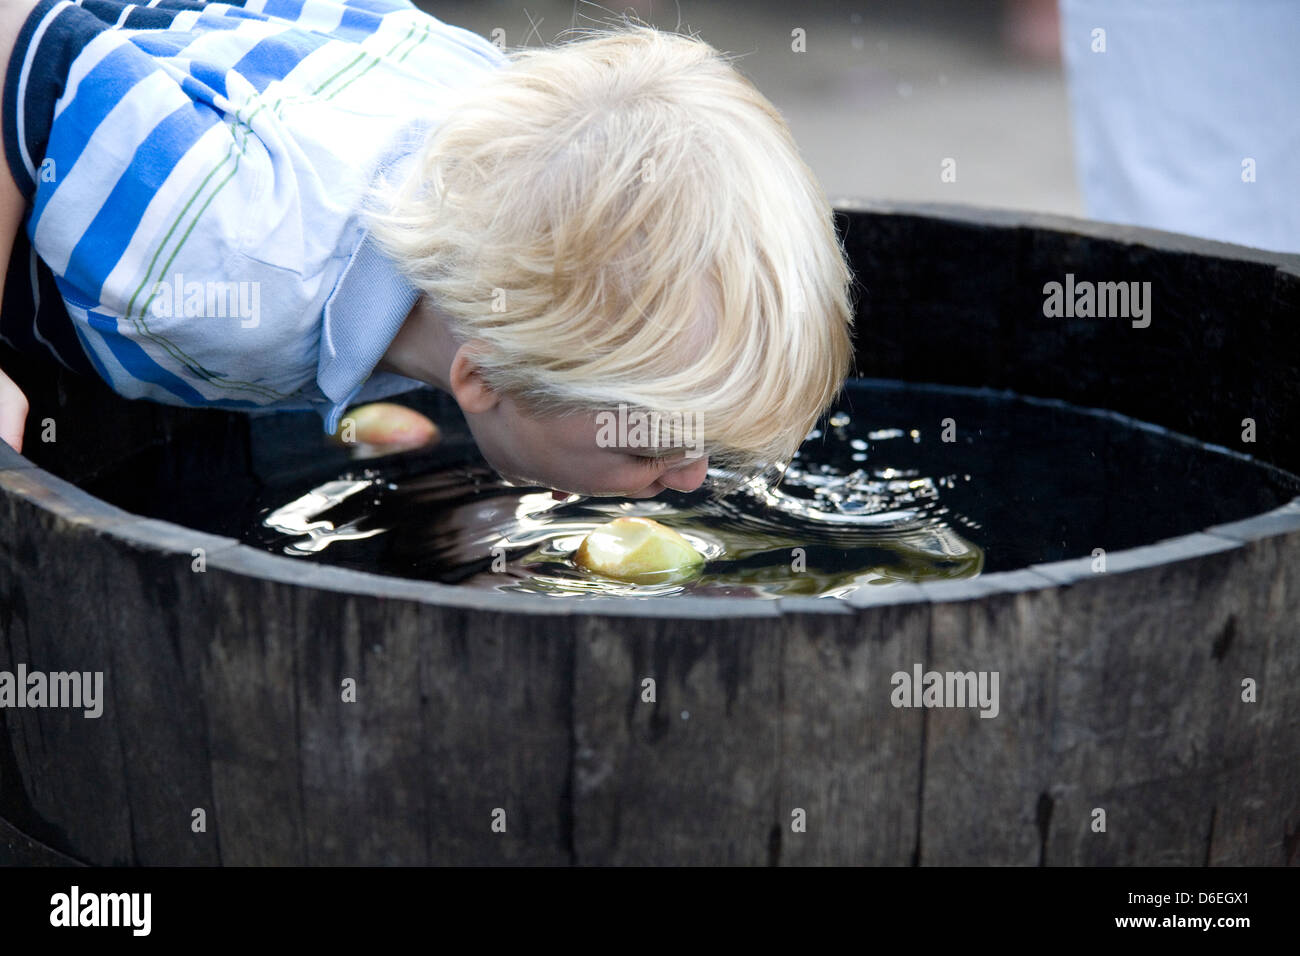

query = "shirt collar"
[{"left": 316, "top": 232, "right": 419, "bottom": 435}]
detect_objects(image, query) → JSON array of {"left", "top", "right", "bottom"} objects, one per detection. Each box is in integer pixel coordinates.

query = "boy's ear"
[{"left": 448, "top": 344, "right": 500, "bottom": 415}]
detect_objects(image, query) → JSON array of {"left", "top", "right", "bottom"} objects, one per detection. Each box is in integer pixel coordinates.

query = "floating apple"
[
  {"left": 331, "top": 403, "right": 439, "bottom": 456},
  {"left": 573, "top": 516, "right": 704, "bottom": 584}
]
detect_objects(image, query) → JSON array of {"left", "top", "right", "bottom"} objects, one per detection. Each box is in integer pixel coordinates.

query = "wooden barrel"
[{"left": 1, "top": 202, "right": 1297, "bottom": 866}]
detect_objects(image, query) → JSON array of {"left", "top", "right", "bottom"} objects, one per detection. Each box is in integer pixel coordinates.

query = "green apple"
[{"left": 573, "top": 516, "right": 704, "bottom": 584}]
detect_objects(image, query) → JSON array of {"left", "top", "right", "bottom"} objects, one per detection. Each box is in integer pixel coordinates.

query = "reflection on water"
[
  {"left": 250, "top": 409, "right": 985, "bottom": 598},
  {"left": 77, "top": 378, "right": 1300, "bottom": 600},
  {"left": 261, "top": 479, "right": 386, "bottom": 551}
]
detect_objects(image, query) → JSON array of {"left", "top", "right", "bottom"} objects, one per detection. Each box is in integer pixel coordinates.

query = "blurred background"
[
  {"left": 423, "top": 0, "right": 1078, "bottom": 215},
  {"left": 421, "top": 0, "right": 1300, "bottom": 254}
]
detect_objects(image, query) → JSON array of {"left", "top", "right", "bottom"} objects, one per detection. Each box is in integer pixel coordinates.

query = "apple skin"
[
  {"left": 573, "top": 516, "right": 704, "bottom": 585},
  {"left": 331, "top": 403, "right": 439, "bottom": 454}
]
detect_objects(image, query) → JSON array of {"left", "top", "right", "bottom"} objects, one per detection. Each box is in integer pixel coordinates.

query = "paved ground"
[{"left": 424, "top": 0, "right": 1082, "bottom": 217}]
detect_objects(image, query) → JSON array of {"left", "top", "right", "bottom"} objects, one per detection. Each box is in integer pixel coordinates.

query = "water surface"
[{"left": 81, "top": 379, "right": 1300, "bottom": 599}]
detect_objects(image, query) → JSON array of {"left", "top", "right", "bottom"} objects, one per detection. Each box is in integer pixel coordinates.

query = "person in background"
[{"left": 1059, "top": 0, "right": 1300, "bottom": 253}]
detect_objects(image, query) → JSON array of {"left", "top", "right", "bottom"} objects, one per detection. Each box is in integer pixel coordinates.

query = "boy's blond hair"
[{"left": 365, "top": 22, "right": 856, "bottom": 475}]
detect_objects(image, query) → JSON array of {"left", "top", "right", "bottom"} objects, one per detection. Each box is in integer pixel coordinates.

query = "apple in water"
[
  {"left": 331, "top": 403, "right": 439, "bottom": 455},
  {"left": 574, "top": 516, "right": 704, "bottom": 584}
]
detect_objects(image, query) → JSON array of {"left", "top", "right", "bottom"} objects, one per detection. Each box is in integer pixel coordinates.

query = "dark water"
[{"left": 81, "top": 380, "right": 1300, "bottom": 599}]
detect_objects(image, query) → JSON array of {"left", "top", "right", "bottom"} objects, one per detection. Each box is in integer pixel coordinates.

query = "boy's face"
[{"left": 463, "top": 394, "right": 710, "bottom": 499}]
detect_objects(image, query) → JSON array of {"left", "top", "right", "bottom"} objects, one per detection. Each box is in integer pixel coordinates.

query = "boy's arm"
[
  {"left": 0, "top": 0, "right": 37, "bottom": 451},
  {"left": 0, "top": 169, "right": 27, "bottom": 453}
]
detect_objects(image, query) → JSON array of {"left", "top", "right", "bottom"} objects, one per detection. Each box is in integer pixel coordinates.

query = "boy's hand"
[
  {"left": 0, "top": 3, "right": 38, "bottom": 455},
  {"left": 0, "top": 362, "right": 27, "bottom": 452}
]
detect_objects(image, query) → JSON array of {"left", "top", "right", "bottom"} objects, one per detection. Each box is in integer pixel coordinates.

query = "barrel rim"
[
  {"left": 3, "top": 437, "right": 1297, "bottom": 617},
  {"left": 829, "top": 198, "right": 1300, "bottom": 271}
]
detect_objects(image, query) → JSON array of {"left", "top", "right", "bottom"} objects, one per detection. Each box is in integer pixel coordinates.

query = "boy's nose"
[{"left": 657, "top": 456, "right": 709, "bottom": 493}]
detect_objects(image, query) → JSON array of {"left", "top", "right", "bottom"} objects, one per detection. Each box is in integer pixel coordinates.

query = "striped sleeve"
[
  {"left": 3, "top": 0, "right": 386, "bottom": 410},
  {"left": 9, "top": 1, "right": 303, "bottom": 408},
  {"left": 0, "top": 0, "right": 221, "bottom": 377},
  {"left": 2, "top": 0, "right": 505, "bottom": 414}
]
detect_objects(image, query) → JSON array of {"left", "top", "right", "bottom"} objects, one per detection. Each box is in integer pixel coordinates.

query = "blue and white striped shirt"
[{"left": 1, "top": 0, "right": 507, "bottom": 434}]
